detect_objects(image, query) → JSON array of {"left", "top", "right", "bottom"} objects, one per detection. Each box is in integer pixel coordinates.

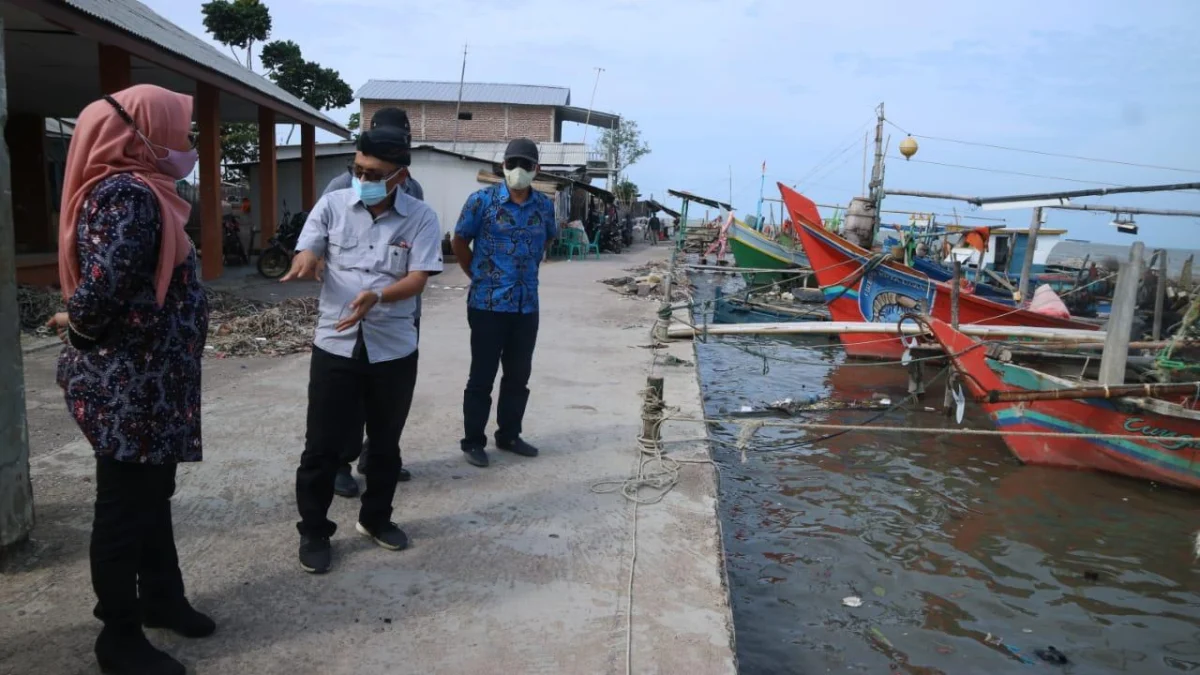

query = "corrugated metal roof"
[
  {"left": 357, "top": 80, "right": 570, "bottom": 106},
  {"left": 60, "top": 0, "right": 347, "bottom": 134}
]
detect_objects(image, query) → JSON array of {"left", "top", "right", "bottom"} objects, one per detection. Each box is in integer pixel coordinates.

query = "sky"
[{"left": 144, "top": 0, "right": 1200, "bottom": 248}]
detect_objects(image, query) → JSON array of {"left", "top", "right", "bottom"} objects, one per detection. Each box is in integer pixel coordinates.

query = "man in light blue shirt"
[
  {"left": 321, "top": 107, "right": 424, "bottom": 496},
  {"left": 283, "top": 125, "right": 442, "bottom": 574}
]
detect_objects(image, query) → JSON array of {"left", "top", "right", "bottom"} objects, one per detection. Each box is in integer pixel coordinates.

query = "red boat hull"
[
  {"left": 778, "top": 184, "right": 1098, "bottom": 359},
  {"left": 931, "top": 318, "right": 1200, "bottom": 490}
]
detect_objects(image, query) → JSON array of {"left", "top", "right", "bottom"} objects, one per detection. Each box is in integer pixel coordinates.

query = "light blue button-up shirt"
[{"left": 296, "top": 189, "right": 443, "bottom": 363}]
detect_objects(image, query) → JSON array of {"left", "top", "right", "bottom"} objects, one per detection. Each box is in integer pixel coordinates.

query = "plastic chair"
[
  {"left": 559, "top": 228, "right": 585, "bottom": 261},
  {"left": 584, "top": 229, "right": 601, "bottom": 259}
]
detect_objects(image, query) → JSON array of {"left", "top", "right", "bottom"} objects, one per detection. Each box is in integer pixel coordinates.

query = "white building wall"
[{"left": 242, "top": 149, "right": 496, "bottom": 249}]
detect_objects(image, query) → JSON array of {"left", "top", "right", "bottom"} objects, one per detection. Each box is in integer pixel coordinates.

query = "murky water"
[{"left": 689, "top": 272, "right": 1200, "bottom": 674}]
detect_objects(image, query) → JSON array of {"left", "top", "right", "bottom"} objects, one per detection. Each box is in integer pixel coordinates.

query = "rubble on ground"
[
  {"left": 15, "top": 285, "right": 316, "bottom": 358},
  {"left": 204, "top": 289, "right": 317, "bottom": 358},
  {"left": 599, "top": 261, "right": 691, "bottom": 302}
]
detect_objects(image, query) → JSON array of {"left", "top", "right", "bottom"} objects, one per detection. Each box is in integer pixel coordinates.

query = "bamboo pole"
[
  {"left": 666, "top": 321, "right": 1104, "bottom": 341},
  {"left": 1016, "top": 207, "right": 1043, "bottom": 303},
  {"left": 1099, "top": 242, "right": 1144, "bottom": 385},
  {"left": 1154, "top": 249, "right": 1168, "bottom": 341},
  {"left": 987, "top": 380, "right": 1200, "bottom": 404}
]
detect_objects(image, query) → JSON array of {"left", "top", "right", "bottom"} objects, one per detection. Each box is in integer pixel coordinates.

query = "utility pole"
[
  {"left": 451, "top": 43, "right": 468, "bottom": 153},
  {"left": 867, "top": 102, "right": 885, "bottom": 242},
  {"left": 1016, "top": 206, "right": 1043, "bottom": 304},
  {"left": 0, "top": 18, "right": 35, "bottom": 549},
  {"left": 581, "top": 66, "right": 604, "bottom": 149}
]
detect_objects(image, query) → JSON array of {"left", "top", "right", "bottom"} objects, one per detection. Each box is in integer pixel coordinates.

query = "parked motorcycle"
[
  {"left": 222, "top": 214, "right": 249, "bottom": 266},
  {"left": 257, "top": 207, "right": 308, "bottom": 279},
  {"left": 598, "top": 218, "right": 624, "bottom": 254}
]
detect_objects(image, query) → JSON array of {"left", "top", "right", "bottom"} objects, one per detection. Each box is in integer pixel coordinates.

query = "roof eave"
[{"left": 25, "top": 0, "right": 350, "bottom": 138}]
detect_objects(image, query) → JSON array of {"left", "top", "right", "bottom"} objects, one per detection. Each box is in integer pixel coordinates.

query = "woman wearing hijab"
[{"left": 47, "top": 84, "right": 212, "bottom": 675}]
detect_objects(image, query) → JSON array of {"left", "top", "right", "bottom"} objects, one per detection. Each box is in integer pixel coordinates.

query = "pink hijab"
[{"left": 58, "top": 84, "right": 194, "bottom": 307}]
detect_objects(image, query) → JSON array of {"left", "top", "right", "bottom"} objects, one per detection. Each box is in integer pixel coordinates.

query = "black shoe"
[
  {"left": 497, "top": 438, "right": 539, "bottom": 457},
  {"left": 299, "top": 535, "right": 332, "bottom": 574},
  {"left": 356, "top": 522, "right": 409, "bottom": 551},
  {"left": 398, "top": 467, "right": 412, "bottom": 482},
  {"left": 463, "top": 446, "right": 489, "bottom": 467},
  {"left": 143, "top": 600, "right": 216, "bottom": 638},
  {"left": 334, "top": 465, "right": 359, "bottom": 498},
  {"left": 95, "top": 627, "right": 185, "bottom": 675}
]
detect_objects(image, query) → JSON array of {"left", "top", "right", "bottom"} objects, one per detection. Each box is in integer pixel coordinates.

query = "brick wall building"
[
  {"left": 361, "top": 99, "right": 559, "bottom": 143},
  {"left": 356, "top": 80, "right": 618, "bottom": 145}
]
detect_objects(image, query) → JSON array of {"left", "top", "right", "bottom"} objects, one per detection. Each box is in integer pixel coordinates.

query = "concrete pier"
[{"left": 0, "top": 246, "right": 735, "bottom": 674}]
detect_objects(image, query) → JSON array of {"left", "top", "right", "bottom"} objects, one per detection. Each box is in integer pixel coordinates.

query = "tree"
[
  {"left": 613, "top": 179, "right": 639, "bottom": 205},
  {"left": 260, "top": 40, "right": 354, "bottom": 111},
  {"left": 201, "top": 0, "right": 271, "bottom": 70},
  {"left": 597, "top": 119, "right": 650, "bottom": 182},
  {"left": 347, "top": 112, "right": 361, "bottom": 140}
]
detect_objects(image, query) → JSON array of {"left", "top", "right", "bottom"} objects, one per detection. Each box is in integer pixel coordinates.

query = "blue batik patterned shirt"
[{"left": 454, "top": 183, "right": 557, "bottom": 314}]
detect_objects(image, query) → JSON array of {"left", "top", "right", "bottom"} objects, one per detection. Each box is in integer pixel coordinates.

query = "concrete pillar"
[
  {"left": 0, "top": 16, "right": 36, "bottom": 550},
  {"left": 196, "top": 83, "right": 222, "bottom": 280},
  {"left": 257, "top": 107, "right": 277, "bottom": 242},
  {"left": 98, "top": 44, "right": 132, "bottom": 94},
  {"left": 4, "top": 114, "right": 52, "bottom": 252},
  {"left": 300, "top": 124, "right": 316, "bottom": 210}
]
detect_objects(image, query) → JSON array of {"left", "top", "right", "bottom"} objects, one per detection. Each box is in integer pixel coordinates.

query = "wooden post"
[
  {"left": 0, "top": 17, "right": 36, "bottom": 548},
  {"left": 257, "top": 106, "right": 277, "bottom": 242},
  {"left": 1153, "top": 249, "right": 1168, "bottom": 341},
  {"left": 642, "top": 376, "right": 665, "bottom": 442},
  {"left": 1016, "top": 206, "right": 1043, "bottom": 303},
  {"left": 1099, "top": 242, "right": 1144, "bottom": 385},
  {"left": 97, "top": 44, "right": 132, "bottom": 94},
  {"left": 196, "top": 83, "right": 222, "bottom": 280},
  {"left": 300, "top": 124, "right": 316, "bottom": 210},
  {"left": 950, "top": 259, "right": 961, "bottom": 328}
]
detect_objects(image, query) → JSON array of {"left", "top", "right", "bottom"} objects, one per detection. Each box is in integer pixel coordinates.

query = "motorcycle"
[
  {"left": 257, "top": 207, "right": 308, "bottom": 279},
  {"left": 598, "top": 218, "right": 624, "bottom": 254},
  {"left": 222, "top": 214, "right": 249, "bottom": 266}
]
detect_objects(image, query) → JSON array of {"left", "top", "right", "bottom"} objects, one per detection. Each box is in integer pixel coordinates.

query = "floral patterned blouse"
[{"left": 56, "top": 173, "right": 208, "bottom": 464}]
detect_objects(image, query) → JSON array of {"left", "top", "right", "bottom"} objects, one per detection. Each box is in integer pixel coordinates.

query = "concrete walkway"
[{"left": 0, "top": 245, "right": 736, "bottom": 675}]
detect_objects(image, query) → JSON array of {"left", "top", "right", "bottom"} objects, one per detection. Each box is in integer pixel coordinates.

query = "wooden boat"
[
  {"left": 778, "top": 183, "right": 1099, "bottom": 359},
  {"left": 927, "top": 317, "right": 1200, "bottom": 490},
  {"left": 726, "top": 217, "right": 809, "bottom": 286}
]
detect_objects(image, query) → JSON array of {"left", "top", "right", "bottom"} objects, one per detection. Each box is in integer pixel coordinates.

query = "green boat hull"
[{"left": 727, "top": 221, "right": 808, "bottom": 286}]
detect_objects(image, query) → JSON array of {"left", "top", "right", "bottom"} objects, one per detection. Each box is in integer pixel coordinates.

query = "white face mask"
[{"left": 503, "top": 166, "right": 534, "bottom": 190}]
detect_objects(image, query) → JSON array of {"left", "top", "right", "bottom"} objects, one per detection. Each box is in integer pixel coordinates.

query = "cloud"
[{"left": 145, "top": 0, "right": 1200, "bottom": 246}]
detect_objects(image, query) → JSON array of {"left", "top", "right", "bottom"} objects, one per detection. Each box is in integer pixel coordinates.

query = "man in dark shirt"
[{"left": 451, "top": 138, "right": 557, "bottom": 467}]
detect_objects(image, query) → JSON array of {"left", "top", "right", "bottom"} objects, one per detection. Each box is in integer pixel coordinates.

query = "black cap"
[
  {"left": 371, "top": 107, "right": 411, "bottom": 133},
  {"left": 504, "top": 138, "right": 539, "bottom": 164}
]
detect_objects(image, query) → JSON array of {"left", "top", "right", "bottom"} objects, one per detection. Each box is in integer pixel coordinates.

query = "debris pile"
[
  {"left": 17, "top": 285, "right": 64, "bottom": 333},
  {"left": 204, "top": 289, "right": 317, "bottom": 358},
  {"left": 600, "top": 262, "right": 690, "bottom": 302}
]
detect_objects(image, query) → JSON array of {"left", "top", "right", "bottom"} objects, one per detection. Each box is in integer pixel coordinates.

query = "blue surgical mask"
[{"left": 352, "top": 174, "right": 397, "bottom": 206}]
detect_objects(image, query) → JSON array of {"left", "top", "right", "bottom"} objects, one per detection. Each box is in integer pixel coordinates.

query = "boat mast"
[{"left": 867, "top": 103, "right": 886, "bottom": 245}]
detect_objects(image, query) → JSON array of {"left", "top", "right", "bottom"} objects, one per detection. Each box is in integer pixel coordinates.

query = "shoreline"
[{"left": 1, "top": 244, "right": 736, "bottom": 674}]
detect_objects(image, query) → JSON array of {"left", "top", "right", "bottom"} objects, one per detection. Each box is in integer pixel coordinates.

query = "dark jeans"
[
  {"left": 91, "top": 457, "right": 185, "bottom": 630},
  {"left": 297, "top": 344, "right": 418, "bottom": 538},
  {"left": 462, "top": 308, "right": 539, "bottom": 449},
  {"left": 340, "top": 316, "right": 420, "bottom": 468}
]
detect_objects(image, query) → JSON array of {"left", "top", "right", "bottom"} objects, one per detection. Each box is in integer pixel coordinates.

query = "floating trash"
[{"left": 842, "top": 596, "right": 863, "bottom": 608}]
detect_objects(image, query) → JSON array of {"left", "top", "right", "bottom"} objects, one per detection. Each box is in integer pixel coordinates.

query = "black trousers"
[
  {"left": 340, "top": 317, "right": 421, "bottom": 468},
  {"left": 462, "top": 308, "right": 539, "bottom": 449},
  {"left": 91, "top": 457, "right": 185, "bottom": 630},
  {"left": 297, "top": 343, "right": 418, "bottom": 538}
]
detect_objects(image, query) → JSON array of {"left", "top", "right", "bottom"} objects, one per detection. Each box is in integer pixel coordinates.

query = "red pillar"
[
  {"left": 97, "top": 44, "right": 131, "bottom": 94},
  {"left": 257, "top": 107, "right": 277, "bottom": 242},
  {"left": 300, "top": 124, "right": 316, "bottom": 210},
  {"left": 196, "top": 83, "right": 222, "bottom": 281}
]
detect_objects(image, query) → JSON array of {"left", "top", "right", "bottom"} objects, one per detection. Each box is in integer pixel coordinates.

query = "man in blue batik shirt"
[{"left": 451, "top": 138, "right": 557, "bottom": 468}]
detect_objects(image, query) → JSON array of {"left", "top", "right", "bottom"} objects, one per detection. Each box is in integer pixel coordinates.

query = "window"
[{"left": 457, "top": 111, "right": 473, "bottom": 121}]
